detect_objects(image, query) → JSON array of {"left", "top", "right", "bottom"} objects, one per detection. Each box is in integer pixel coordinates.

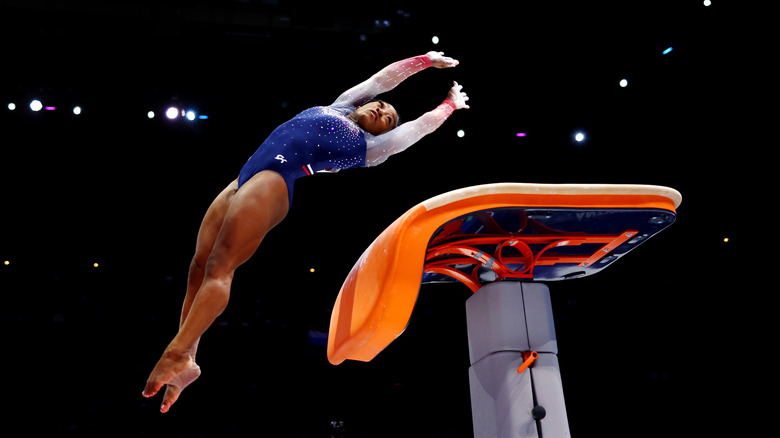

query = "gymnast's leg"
[
  {"left": 142, "top": 179, "right": 239, "bottom": 410},
  {"left": 143, "top": 171, "right": 289, "bottom": 413},
  {"left": 180, "top": 179, "right": 240, "bottom": 346}
]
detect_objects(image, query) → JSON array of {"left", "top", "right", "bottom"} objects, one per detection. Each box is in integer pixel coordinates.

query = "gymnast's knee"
[
  {"left": 202, "top": 253, "right": 236, "bottom": 286},
  {"left": 189, "top": 256, "right": 205, "bottom": 274}
]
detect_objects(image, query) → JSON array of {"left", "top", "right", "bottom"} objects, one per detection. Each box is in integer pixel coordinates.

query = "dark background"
[{"left": 0, "top": 1, "right": 769, "bottom": 436}]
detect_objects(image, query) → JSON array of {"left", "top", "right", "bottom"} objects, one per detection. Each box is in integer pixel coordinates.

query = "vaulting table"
[{"left": 327, "top": 183, "right": 681, "bottom": 437}]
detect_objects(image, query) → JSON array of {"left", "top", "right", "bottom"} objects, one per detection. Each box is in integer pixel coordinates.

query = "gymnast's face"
[{"left": 351, "top": 100, "right": 398, "bottom": 135}]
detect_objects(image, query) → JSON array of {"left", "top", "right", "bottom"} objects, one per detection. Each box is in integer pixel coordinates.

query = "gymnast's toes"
[{"left": 160, "top": 385, "right": 182, "bottom": 413}]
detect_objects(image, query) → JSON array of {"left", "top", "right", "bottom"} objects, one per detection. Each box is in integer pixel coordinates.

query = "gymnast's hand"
[
  {"left": 448, "top": 81, "right": 470, "bottom": 110},
  {"left": 427, "top": 51, "right": 460, "bottom": 68}
]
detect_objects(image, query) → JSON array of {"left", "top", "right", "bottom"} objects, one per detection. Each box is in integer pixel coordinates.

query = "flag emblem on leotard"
[{"left": 302, "top": 164, "right": 314, "bottom": 175}]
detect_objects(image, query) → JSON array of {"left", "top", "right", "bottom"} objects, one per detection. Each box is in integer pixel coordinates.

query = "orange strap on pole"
[{"left": 517, "top": 351, "right": 538, "bottom": 374}]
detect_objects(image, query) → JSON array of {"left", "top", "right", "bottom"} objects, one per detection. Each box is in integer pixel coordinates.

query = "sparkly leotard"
[
  {"left": 238, "top": 104, "right": 368, "bottom": 206},
  {"left": 237, "top": 55, "right": 456, "bottom": 206}
]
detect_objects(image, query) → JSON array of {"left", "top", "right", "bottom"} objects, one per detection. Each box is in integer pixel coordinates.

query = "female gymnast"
[{"left": 142, "top": 51, "right": 469, "bottom": 413}]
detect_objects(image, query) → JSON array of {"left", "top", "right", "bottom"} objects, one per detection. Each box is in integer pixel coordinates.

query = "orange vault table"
[{"left": 327, "top": 183, "right": 681, "bottom": 437}]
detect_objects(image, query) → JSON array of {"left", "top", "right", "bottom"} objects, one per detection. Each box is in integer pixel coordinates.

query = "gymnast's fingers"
[{"left": 428, "top": 51, "right": 459, "bottom": 68}]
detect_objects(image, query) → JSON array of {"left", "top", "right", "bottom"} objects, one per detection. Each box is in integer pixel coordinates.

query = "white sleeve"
[
  {"left": 331, "top": 55, "right": 433, "bottom": 108},
  {"left": 364, "top": 99, "right": 457, "bottom": 166}
]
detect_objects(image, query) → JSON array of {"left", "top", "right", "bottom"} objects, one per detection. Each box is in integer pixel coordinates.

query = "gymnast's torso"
[
  {"left": 237, "top": 103, "right": 366, "bottom": 206},
  {"left": 237, "top": 54, "right": 454, "bottom": 207}
]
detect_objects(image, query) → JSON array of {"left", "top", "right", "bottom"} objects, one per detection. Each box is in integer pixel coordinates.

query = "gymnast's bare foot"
[{"left": 143, "top": 348, "right": 201, "bottom": 413}]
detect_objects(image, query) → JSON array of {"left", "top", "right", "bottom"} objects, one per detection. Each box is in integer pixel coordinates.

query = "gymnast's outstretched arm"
[
  {"left": 365, "top": 81, "right": 470, "bottom": 166},
  {"left": 332, "top": 51, "right": 460, "bottom": 107}
]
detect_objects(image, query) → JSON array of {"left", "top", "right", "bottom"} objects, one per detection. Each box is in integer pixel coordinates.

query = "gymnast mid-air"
[{"left": 142, "top": 51, "right": 469, "bottom": 413}]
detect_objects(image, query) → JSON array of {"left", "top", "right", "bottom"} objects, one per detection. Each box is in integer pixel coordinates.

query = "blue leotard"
[
  {"left": 238, "top": 104, "right": 366, "bottom": 206},
  {"left": 236, "top": 54, "right": 456, "bottom": 207}
]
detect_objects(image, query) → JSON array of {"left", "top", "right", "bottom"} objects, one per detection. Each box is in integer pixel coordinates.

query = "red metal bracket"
[
  {"left": 577, "top": 231, "right": 636, "bottom": 267},
  {"left": 424, "top": 230, "right": 638, "bottom": 291}
]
